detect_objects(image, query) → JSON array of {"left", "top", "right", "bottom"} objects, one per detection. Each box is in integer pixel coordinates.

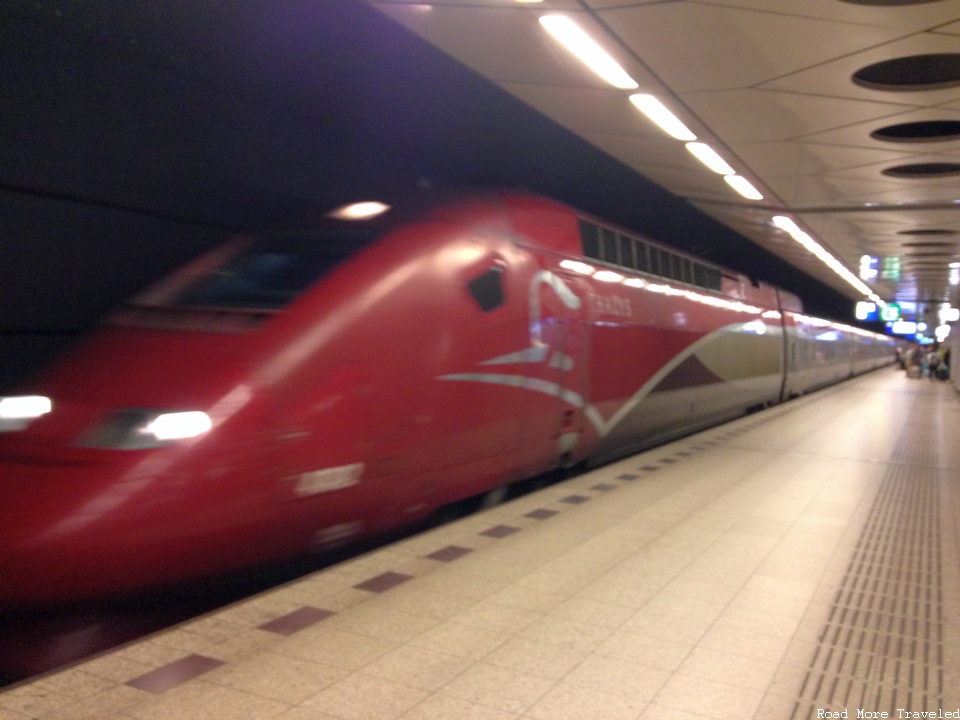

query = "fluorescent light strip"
[
  {"left": 773, "top": 216, "right": 883, "bottom": 303},
  {"left": 539, "top": 16, "right": 638, "bottom": 90},
  {"left": 724, "top": 176, "right": 763, "bottom": 200},
  {"left": 685, "top": 142, "right": 735, "bottom": 175},
  {"left": 628, "top": 94, "right": 696, "bottom": 141}
]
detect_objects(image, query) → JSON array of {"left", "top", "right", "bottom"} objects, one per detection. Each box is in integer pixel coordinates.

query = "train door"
[{"left": 271, "top": 358, "right": 380, "bottom": 549}]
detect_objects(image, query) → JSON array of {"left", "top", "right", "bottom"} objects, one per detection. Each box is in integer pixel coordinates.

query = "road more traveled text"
[{"left": 817, "top": 710, "right": 960, "bottom": 718}]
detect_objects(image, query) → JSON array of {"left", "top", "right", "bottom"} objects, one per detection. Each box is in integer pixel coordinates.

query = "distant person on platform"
[{"left": 926, "top": 346, "right": 941, "bottom": 380}]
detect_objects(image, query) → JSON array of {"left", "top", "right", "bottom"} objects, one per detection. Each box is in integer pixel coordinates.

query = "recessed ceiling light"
[
  {"left": 898, "top": 229, "right": 958, "bottom": 236},
  {"left": 852, "top": 53, "right": 960, "bottom": 91},
  {"left": 840, "top": 0, "right": 945, "bottom": 5},
  {"left": 628, "top": 94, "right": 696, "bottom": 141},
  {"left": 872, "top": 120, "right": 960, "bottom": 143},
  {"left": 539, "top": 15, "right": 638, "bottom": 90},
  {"left": 882, "top": 163, "right": 960, "bottom": 178}
]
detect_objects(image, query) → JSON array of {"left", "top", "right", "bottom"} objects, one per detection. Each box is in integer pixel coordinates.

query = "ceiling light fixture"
[
  {"left": 685, "top": 142, "right": 735, "bottom": 175},
  {"left": 724, "top": 176, "right": 763, "bottom": 200},
  {"left": 539, "top": 15, "right": 638, "bottom": 90},
  {"left": 628, "top": 94, "right": 696, "bottom": 141},
  {"left": 772, "top": 216, "right": 883, "bottom": 303},
  {"left": 327, "top": 201, "right": 391, "bottom": 220}
]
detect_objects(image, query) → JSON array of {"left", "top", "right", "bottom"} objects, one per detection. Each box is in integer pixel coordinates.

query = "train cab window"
[
  {"left": 467, "top": 266, "right": 505, "bottom": 312},
  {"left": 681, "top": 258, "right": 693, "bottom": 285},
  {"left": 169, "top": 230, "right": 378, "bottom": 310}
]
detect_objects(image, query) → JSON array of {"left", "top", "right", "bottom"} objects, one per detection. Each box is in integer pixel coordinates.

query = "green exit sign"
[{"left": 880, "top": 305, "right": 900, "bottom": 322}]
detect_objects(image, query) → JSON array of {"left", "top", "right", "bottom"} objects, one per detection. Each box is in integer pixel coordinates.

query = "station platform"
[{"left": 2, "top": 367, "right": 959, "bottom": 720}]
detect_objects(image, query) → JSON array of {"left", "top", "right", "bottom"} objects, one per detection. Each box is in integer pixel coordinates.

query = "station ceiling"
[{"left": 367, "top": 0, "right": 960, "bottom": 314}]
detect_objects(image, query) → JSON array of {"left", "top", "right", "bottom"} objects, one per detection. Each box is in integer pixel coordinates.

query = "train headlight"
[
  {"left": 143, "top": 411, "right": 212, "bottom": 441},
  {"left": 78, "top": 409, "right": 213, "bottom": 449},
  {"left": 0, "top": 395, "right": 52, "bottom": 432}
]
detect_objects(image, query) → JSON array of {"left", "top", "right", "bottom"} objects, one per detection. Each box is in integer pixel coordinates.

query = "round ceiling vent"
[
  {"left": 839, "top": 0, "right": 946, "bottom": 5},
  {"left": 901, "top": 244, "right": 958, "bottom": 253},
  {"left": 871, "top": 120, "right": 960, "bottom": 142},
  {"left": 898, "top": 229, "right": 959, "bottom": 237},
  {"left": 852, "top": 54, "right": 960, "bottom": 91},
  {"left": 882, "top": 162, "right": 960, "bottom": 178}
]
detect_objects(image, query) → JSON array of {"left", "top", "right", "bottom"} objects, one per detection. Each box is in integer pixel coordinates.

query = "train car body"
[{"left": 0, "top": 192, "right": 895, "bottom": 605}]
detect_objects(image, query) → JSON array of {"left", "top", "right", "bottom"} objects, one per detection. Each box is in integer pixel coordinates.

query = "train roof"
[{"left": 303, "top": 190, "right": 809, "bottom": 314}]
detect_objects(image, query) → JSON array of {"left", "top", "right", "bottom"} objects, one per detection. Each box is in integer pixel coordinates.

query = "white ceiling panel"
[
  {"left": 683, "top": 89, "right": 916, "bottom": 143},
  {"left": 621, "top": 0, "right": 960, "bottom": 31},
  {"left": 600, "top": 3, "right": 902, "bottom": 93},
  {"left": 738, "top": 142, "right": 913, "bottom": 177},
  {"left": 758, "top": 33, "right": 960, "bottom": 101}
]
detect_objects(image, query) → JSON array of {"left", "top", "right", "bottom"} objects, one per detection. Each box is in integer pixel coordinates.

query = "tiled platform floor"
[{"left": 3, "top": 367, "right": 959, "bottom": 719}]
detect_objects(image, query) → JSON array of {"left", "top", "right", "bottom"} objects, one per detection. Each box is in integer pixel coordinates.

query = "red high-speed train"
[{"left": 0, "top": 192, "right": 894, "bottom": 605}]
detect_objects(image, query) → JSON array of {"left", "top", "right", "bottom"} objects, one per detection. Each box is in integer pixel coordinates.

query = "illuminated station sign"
[
  {"left": 856, "top": 302, "right": 901, "bottom": 323},
  {"left": 855, "top": 301, "right": 879, "bottom": 321},
  {"left": 880, "top": 305, "right": 900, "bottom": 322}
]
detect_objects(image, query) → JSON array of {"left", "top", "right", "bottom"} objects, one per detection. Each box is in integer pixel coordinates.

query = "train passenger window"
[
  {"left": 617, "top": 235, "right": 633, "bottom": 269},
  {"left": 693, "top": 264, "right": 707, "bottom": 288},
  {"left": 579, "top": 220, "right": 600, "bottom": 260},
  {"left": 601, "top": 228, "right": 618, "bottom": 264},
  {"left": 637, "top": 243, "right": 651, "bottom": 272},
  {"left": 659, "top": 249, "right": 671, "bottom": 277},
  {"left": 467, "top": 266, "right": 505, "bottom": 312},
  {"left": 681, "top": 258, "right": 693, "bottom": 284},
  {"left": 706, "top": 268, "right": 722, "bottom": 290},
  {"left": 623, "top": 237, "right": 637, "bottom": 270},
  {"left": 664, "top": 252, "right": 678, "bottom": 280}
]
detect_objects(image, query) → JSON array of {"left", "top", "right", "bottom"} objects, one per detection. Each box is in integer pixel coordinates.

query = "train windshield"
[{"left": 169, "top": 229, "right": 380, "bottom": 310}]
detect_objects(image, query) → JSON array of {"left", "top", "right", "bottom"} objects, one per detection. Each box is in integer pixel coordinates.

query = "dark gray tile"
[
  {"left": 259, "top": 606, "right": 334, "bottom": 635},
  {"left": 126, "top": 654, "right": 224, "bottom": 694},
  {"left": 481, "top": 524, "right": 520, "bottom": 538},
  {"left": 560, "top": 495, "right": 589, "bottom": 505},
  {"left": 426, "top": 545, "right": 474, "bottom": 562},
  {"left": 525, "top": 508, "right": 558, "bottom": 520},
  {"left": 591, "top": 483, "right": 618, "bottom": 492},
  {"left": 354, "top": 571, "right": 413, "bottom": 593}
]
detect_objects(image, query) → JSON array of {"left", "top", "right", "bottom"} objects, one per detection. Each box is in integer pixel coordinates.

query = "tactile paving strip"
[{"left": 790, "top": 403, "right": 945, "bottom": 718}]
